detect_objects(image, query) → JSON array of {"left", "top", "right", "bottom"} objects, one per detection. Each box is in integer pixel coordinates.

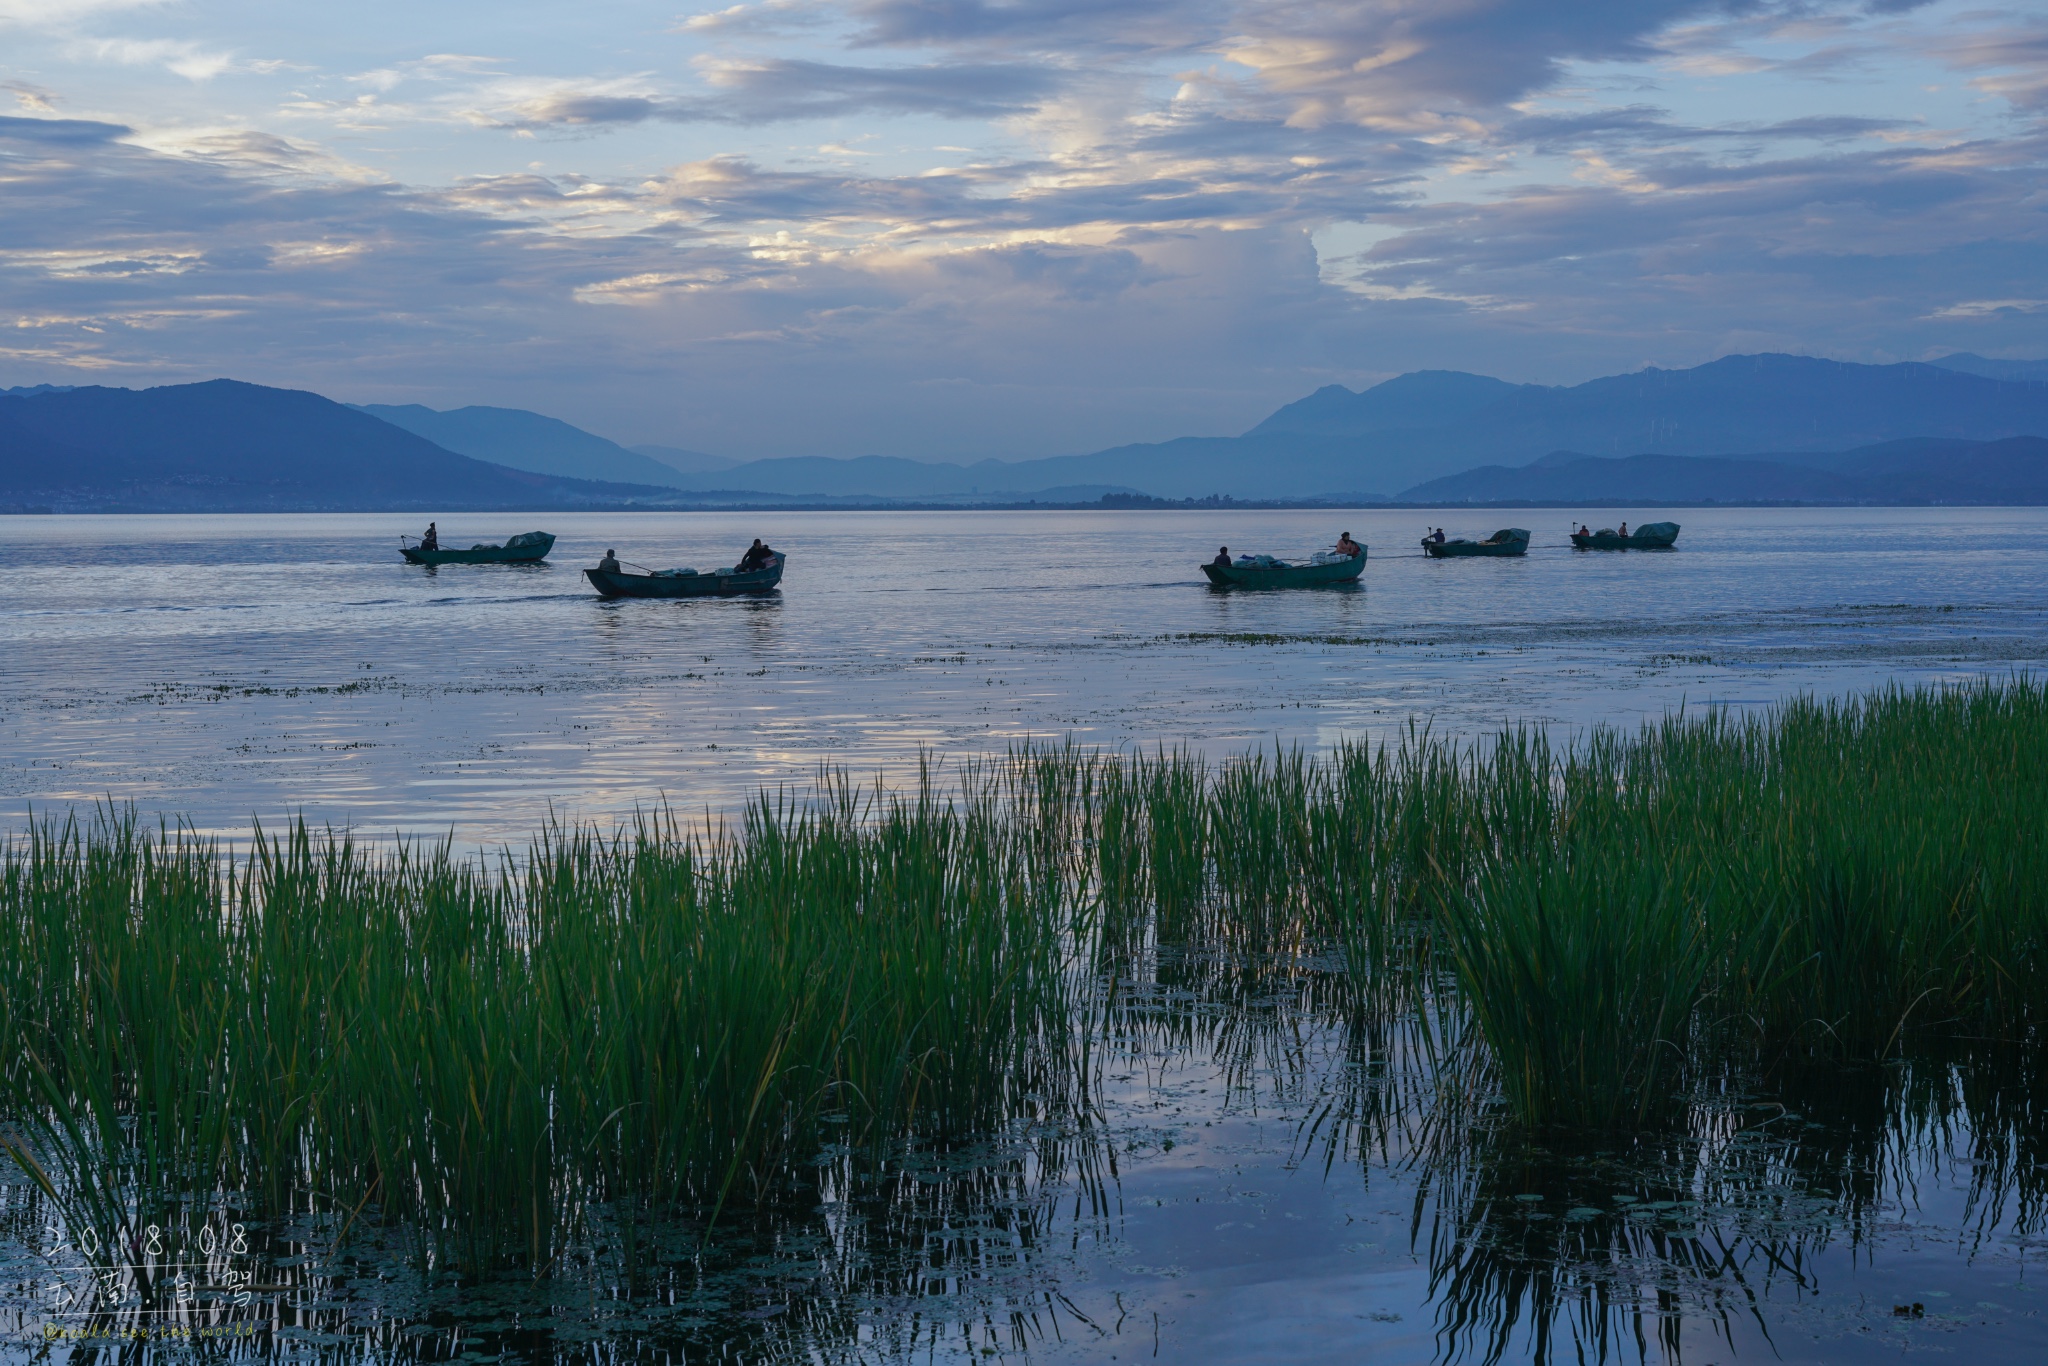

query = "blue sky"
[{"left": 1, "top": 0, "right": 2044, "bottom": 458}]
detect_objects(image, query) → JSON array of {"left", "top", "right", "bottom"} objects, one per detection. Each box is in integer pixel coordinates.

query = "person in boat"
[
  {"left": 737, "top": 538, "right": 778, "bottom": 572},
  {"left": 1430, "top": 528, "right": 1446, "bottom": 545},
  {"left": 598, "top": 548, "right": 621, "bottom": 573},
  {"left": 1211, "top": 546, "right": 1231, "bottom": 567},
  {"left": 1336, "top": 532, "right": 1362, "bottom": 558},
  {"left": 420, "top": 522, "right": 438, "bottom": 552},
  {"left": 1617, "top": 521, "right": 1629, "bottom": 538}
]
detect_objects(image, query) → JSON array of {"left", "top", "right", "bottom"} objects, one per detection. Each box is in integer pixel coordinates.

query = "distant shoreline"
[{"left": 5, "top": 496, "right": 2046, "bottom": 515}]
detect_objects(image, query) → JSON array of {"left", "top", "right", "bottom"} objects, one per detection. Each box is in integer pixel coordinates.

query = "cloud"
[
  {"left": 490, "top": 57, "right": 1060, "bottom": 128},
  {"left": 1217, "top": 0, "right": 1748, "bottom": 128},
  {"left": 0, "top": 0, "right": 165, "bottom": 30},
  {"left": 2, "top": 0, "right": 2044, "bottom": 460},
  {"left": 70, "top": 36, "right": 238, "bottom": 81},
  {"left": 0, "top": 113, "right": 132, "bottom": 143}
]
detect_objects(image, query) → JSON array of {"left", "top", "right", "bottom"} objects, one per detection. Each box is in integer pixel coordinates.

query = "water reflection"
[
  {"left": 8, "top": 509, "right": 2046, "bottom": 845},
  {"left": 4, "top": 939, "right": 2047, "bottom": 1361}
]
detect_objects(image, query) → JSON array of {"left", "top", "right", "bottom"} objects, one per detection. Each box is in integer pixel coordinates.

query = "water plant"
[{"left": 5, "top": 675, "right": 2045, "bottom": 1292}]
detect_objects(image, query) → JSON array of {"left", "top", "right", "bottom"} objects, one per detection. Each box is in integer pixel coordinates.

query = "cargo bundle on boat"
[
  {"left": 1423, "top": 528, "right": 1530, "bottom": 558},
  {"left": 1201, "top": 547, "right": 1366, "bottom": 588},
  {"left": 1571, "top": 522, "right": 1680, "bottom": 550},
  {"left": 586, "top": 555, "right": 785, "bottom": 598},
  {"left": 400, "top": 530, "right": 554, "bottom": 565}
]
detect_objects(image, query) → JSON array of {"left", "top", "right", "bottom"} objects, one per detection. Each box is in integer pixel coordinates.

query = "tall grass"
[
  {"left": 4, "top": 677, "right": 2044, "bottom": 1281},
  {"left": 0, "top": 769, "right": 1084, "bottom": 1278},
  {"left": 1068, "top": 677, "right": 2048, "bottom": 1129}
]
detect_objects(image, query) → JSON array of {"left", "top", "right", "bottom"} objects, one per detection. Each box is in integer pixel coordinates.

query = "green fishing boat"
[
  {"left": 1201, "top": 550, "right": 1366, "bottom": 588},
  {"left": 586, "top": 555, "right": 785, "bottom": 598},
  {"left": 1570, "top": 521, "right": 1680, "bottom": 551},
  {"left": 400, "top": 530, "right": 555, "bottom": 565},
  {"left": 1423, "top": 528, "right": 1530, "bottom": 558}
]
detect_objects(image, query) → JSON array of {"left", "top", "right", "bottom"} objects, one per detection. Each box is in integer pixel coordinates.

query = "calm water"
[
  {"left": 2, "top": 506, "right": 2044, "bottom": 845},
  {"left": 3, "top": 506, "right": 2047, "bottom": 1363}
]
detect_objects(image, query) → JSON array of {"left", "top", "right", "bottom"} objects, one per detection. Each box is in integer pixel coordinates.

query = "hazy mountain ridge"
[
  {"left": 3, "top": 353, "right": 2046, "bottom": 511},
  {"left": 663, "top": 353, "right": 2048, "bottom": 501},
  {"left": 353, "top": 403, "right": 688, "bottom": 488},
  {"left": 1400, "top": 436, "right": 2048, "bottom": 505},
  {"left": 1928, "top": 353, "right": 2048, "bottom": 384},
  {"left": 0, "top": 380, "right": 681, "bottom": 511}
]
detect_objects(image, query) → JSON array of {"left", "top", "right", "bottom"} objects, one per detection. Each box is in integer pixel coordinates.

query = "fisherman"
[
  {"left": 737, "top": 538, "right": 778, "bottom": 572},
  {"left": 1618, "top": 521, "right": 1629, "bottom": 538},
  {"left": 1431, "top": 527, "right": 1446, "bottom": 545},
  {"left": 598, "top": 548, "right": 621, "bottom": 573},
  {"left": 1336, "top": 532, "right": 1362, "bottom": 558},
  {"left": 420, "top": 521, "right": 438, "bottom": 552},
  {"left": 1211, "top": 546, "right": 1232, "bottom": 567}
]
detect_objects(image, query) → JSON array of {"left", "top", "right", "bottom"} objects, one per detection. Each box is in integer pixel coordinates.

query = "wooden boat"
[
  {"left": 400, "top": 530, "right": 554, "bottom": 565},
  {"left": 1201, "top": 550, "right": 1366, "bottom": 588},
  {"left": 1570, "top": 521, "right": 1680, "bottom": 551},
  {"left": 1423, "top": 528, "right": 1529, "bottom": 558},
  {"left": 585, "top": 555, "right": 785, "bottom": 598}
]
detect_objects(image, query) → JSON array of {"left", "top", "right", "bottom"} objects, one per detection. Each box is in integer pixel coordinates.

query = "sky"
[{"left": 0, "top": 0, "right": 2044, "bottom": 460}]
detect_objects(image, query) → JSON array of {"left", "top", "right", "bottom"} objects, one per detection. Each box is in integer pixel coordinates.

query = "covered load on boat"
[
  {"left": 400, "top": 530, "right": 554, "bottom": 565},
  {"left": 585, "top": 554, "right": 785, "bottom": 598},
  {"left": 1570, "top": 521, "right": 1680, "bottom": 550},
  {"left": 1201, "top": 546, "right": 1366, "bottom": 587},
  {"left": 1423, "top": 528, "right": 1530, "bottom": 558}
]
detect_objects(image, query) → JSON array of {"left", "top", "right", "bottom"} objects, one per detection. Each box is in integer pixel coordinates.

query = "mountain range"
[
  {"left": 3, "top": 351, "right": 2046, "bottom": 510},
  {"left": 642, "top": 353, "right": 2048, "bottom": 501},
  {"left": 556, "top": 352, "right": 2044, "bottom": 503},
  {"left": 0, "top": 381, "right": 679, "bottom": 512},
  {"left": 1402, "top": 437, "right": 2048, "bottom": 505}
]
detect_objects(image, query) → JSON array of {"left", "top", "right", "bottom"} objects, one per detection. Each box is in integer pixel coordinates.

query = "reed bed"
[
  {"left": 1070, "top": 678, "right": 2048, "bottom": 1129},
  {"left": 3, "top": 677, "right": 2044, "bottom": 1290},
  {"left": 0, "top": 769, "right": 1085, "bottom": 1278}
]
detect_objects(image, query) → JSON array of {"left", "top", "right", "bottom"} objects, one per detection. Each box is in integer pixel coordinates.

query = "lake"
[
  {"left": 2, "top": 505, "right": 2046, "bottom": 1364},
  {"left": 1, "top": 506, "right": 2043, "bottom": 845}
]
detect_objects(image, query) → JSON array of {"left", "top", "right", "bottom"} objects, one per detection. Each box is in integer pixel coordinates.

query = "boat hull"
[
  {"left": 400, "top": 532, "right": 555, "bottom": 565},
  {"left": 1570, "top": 522, "right": 1680, "bottom": 551},
  {"left": 1424, "top": 530, "right": 1529, "bottom": 558},
  {"left": 585, "top": 556, "right": 785, "bottom": 598},
  {"left": 1201, "top": 551, "right": 1366, "bottom": 587}
]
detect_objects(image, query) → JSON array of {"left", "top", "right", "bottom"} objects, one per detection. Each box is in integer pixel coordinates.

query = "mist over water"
[{"left": 2, "top": 507, "right": 2043, "bottom": 846}]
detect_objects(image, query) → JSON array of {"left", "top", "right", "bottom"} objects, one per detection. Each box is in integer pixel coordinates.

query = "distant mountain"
[
  {"left": 1248, "top": 370, "right": 1536, "bottom": 437},
  {"left": 1928, "top": 353, "right": 2048, "bottom": 384},
  {"left": 630, "top": 444, "right": 738, "bottom": 475},
  {"left": 1231, "top": 353, "right": 2048, "bottom": 493},
  {"left": 1402, "top": 453, "right": 1864, "bottom": 504},
  {"left": 354, "top": 403, "right": 683, "bottom": 487},
  {"left": 1398, "top": 436, "right": 2048, "bottom": 505},
  {"left": 667, "top": 353, "right": 2048, "bottom": 501},
  {"left": 0, "top": 380, "right": 681, "bottom": 511}
]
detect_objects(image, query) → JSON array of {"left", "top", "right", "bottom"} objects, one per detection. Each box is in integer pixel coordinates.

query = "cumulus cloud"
[
  {"left": 0, "top": 0, "right": 165, "bottom": 30},
  {"left": 488, "top": 57, "right": 1060, "bottom": 128},
  {"left": 1, "top": 0, "right": 2044, "bottom": 456}
]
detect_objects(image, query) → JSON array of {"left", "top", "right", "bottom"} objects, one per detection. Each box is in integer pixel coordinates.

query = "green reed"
[
  {"left": 1062, "top": 678, "right": 2048, "bottom": 1130},
  {"left": 1365, "top": 678, "right": 2048, "bottom": 1128},
  {"left": 5, "top": 677, "right": 2044, "bottom": 1277},
  {"left": 0, "top": 767, "right": 1084, "bottom": 1278}
]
